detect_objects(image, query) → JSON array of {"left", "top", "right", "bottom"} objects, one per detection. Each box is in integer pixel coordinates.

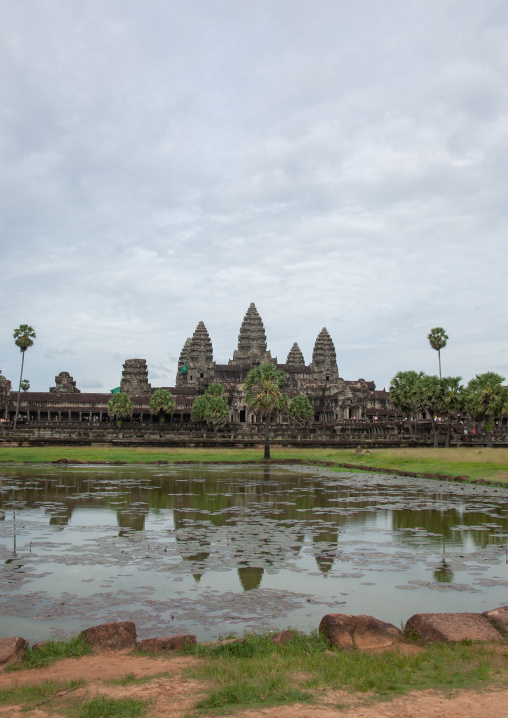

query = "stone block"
[
  {"left": 483, "top": 606, "right": 508, "bottom": 634},
  {"left": 80, "top": 621, "right": 137, "bottom": 651},
  {"left": 405, "top": 612, "right": 504, "bottom": 643},
  {"left": 319, "top": 613, "right": 401, "bottom": 650},
  {"left": 0, "top": 636, "right": 29, "bottom": 666}
]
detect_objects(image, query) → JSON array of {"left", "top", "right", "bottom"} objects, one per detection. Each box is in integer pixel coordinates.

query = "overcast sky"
[{"left": 1, "top": 0, "right": 507, "bottom": 393}]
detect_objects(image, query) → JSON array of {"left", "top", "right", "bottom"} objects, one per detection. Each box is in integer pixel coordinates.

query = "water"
[{"left": 0, "top": 463, "right": 507, "bottom": 643}]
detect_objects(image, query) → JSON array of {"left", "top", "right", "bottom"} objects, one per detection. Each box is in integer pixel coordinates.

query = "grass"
[
  {"left": 183, "top": 631, "right": 508, "bottom": 714},
  {"left": 0, "top": 679, "right": 85, "bottom": 710},
  {"left": 1, "top": 445, "right": 508, "bottom": 484},
  {"left": 7, "top": 635, "right": 92, "bottom": 670},
  {"left": 79, "top": 695, "right": 150, "bottom": 717}
]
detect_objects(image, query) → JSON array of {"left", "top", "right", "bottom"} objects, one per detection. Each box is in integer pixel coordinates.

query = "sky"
[{"left": 1, "top": 0, "right": 507, "bottom": 393}]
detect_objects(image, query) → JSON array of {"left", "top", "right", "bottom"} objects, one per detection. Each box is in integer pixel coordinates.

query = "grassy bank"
[
  {"left": 2, "top": 632, "right": 507, "bottom": 716},
  {"left": 1, "top": 445, "right": 508, "bottom": 484}
]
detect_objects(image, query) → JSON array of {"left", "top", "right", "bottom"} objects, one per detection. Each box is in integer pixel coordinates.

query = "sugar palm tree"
[
  {"left": 244, "top": 363, "right": 289, "bottom": 460},
  {"left": 427, "top": 327, "right": 448, "bottom": 379},
  {"left": 149, "top": 388, "right": 176, "bottom": 422},
  {"left": 13, "top": 324, "right": 36, "bottom": 429},
  {"left": 464, "top": 372, "right": 508, "bottom": 448}
]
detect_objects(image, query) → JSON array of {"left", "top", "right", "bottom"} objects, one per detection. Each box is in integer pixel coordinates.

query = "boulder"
[
  {"left": 80, "top": 621, "right": 137, "bottom": 651},
  {"left": 405, "top": 612, "right": 504, "bottom": 643},
  {"left": 136, "top": 635, "right": 196, "bottom": 653},
  {"left": 0, "top": 636, "right": 29, "bottom": 666},
  {"left": 319, "top": 613, "right": 401, "bottom": 650},
  {"left": 483, "top": 606, "right": 508, "bottom": 634}
]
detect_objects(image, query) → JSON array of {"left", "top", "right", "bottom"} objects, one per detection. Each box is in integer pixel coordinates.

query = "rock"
[
  {"left": 271, "top": 630, "right": 297, "bottom": 645},
  {"left": 405, "top": 613, "right": 504, "bottom": 643},
  {"left": 80, "top": 621, "right": 137, "bottom": 651},
  {"left": 319, "top": 613, "right": 401, "bottom": 650},
  {"left": 136, "top": 635, "right": 196, "bottom": 653},
  {"left": 483, "top": 606, "right": 508, "bottom": 634},
  {"left": 0, "top": 636, "right": 29, "bottom": 666}
]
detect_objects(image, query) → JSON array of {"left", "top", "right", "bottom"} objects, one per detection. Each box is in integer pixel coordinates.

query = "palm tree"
[
  {"left": 149, "top": 388, "right": 176, "bottom": 423},
  {"left": 244, "top": 363, "right": 289, "bottom": 460},
  {"left": 427, "top": 327, "right": 448, "bottom": 379},
  {"left": 108, "top": 392, "right": 134, "bottom": 426},
  {"left": 464, "top": 372, "right": 508, "bottom": 448},
  {"left": 13, "top": 324, "right": 36, "bottom": 429}
]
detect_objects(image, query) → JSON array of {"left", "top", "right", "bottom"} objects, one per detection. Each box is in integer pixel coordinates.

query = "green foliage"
[
  {"left": 288, "top": 394, "right": 314, "bottom": 424},
  {"left": 186, "top": 630, "right": 497, "bottom": 713},
  {"left": 465, "top": 372, "right": 508, "bottom": 422},
  {"left": 79, "top": 695, "right": 150, "bottom": 717},
  {"left": 389, "top": 370, "right": 427, "bottom": 426},
  {"left": 108, "top": 392, "right": 134, "bottom": 422},
  {"left": 244, "top": 364, "right": 289, "bottom": 459},
  {"left": 18, "top": 635, "right": 91, "bottom": 669},
  {"left": 191, "top": 384, "right": 229, "bottom": 428},
  {"left": 0, "top": 369, "right": 6, "bottom": 381},
  {"left": 20, "top": 379, "right": 30, "bottom": 392},
  {"left": 13, "top": 324, "right": 36, "bottom": 352},
  {"left": 428, "top": 327, "right": 448, "bottom": 377},
  {"left": 244, "top": 364, "right": 288, "bottom": 417},
  {"left": 149, "top": 388, "right": 176, "bottom": 420}
]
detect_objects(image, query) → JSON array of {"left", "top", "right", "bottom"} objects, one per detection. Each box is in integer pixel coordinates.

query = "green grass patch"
[
  {"left": 0, "top": 679, "right": 85, "bottom": 709},
  {"left": 184, "top": 631, "right": 506, "bottom": 715},
  {"left": 8, "top": 635, "right": 92, "bottom": 670},
  {"left": 1, "top": 445, "right": 508, "bottom": 484},
  {"left": 79, "top": 695, "right": 150, "bottom": 717}
]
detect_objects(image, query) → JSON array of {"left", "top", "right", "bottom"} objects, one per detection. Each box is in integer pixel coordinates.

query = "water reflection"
[{"left": 0, "top": 462, "right": 507, "bottom": 646}]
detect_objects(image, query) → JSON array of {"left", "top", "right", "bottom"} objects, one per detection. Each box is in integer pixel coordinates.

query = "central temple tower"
[{"left": 229, "top": 303, "right": 276, "bottom": 365}]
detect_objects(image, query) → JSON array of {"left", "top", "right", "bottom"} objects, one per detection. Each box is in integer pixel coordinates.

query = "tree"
[
  {"left": 190, "top": 384, "right": 229, "bottom": 431},
  {"left": 13, "top": 324, "right": 36, "bottom": 430},
  {"left": 149, "top": 388, "right": 176, "bottom": 422},
  {"left": 0, "top": 370, "right": 6, "bottom": 381},
  {"left": 440, "top": 376, "right": 464, "bottom": 447},
  {"left": 427, "top": 327, "right": 448, "bottom": 379},
  {"left": 20, "top": 379, "right": 30, "bottom": 392},
  {"left": 389, "top": 370, "right": 427, "bottom": 435},
  {"left": 288, "top": 394, "right": 314, "bottom": 425},
  {"left": 464, "top": 372, "right": 508, "bottom": 448},
  {"left": 108, "top": 392, "right": 134, "bottom": 425},
  {"left": 244, "top": 363, "right": 289, "bottom": 459}
]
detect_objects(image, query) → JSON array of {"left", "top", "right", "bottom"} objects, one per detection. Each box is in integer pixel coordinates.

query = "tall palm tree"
[
  {"left": 427, "top": 327, "right": 448, "bottom": 378},
  {"left": 244, "top": 363, "right": 289, "bottom": 460},
  {"left": 13, "top": 324, "right": 36, "bottom": 430}
]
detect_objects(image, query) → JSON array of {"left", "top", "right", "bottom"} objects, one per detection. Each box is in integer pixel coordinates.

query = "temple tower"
[
  {"left": 176, "top": 337, "right": 191, "bottom": 386},
  {"left": 286, "top": 342, "right": 305, "bottom": 367},
  {"left": 181, "top": 321, "right": 215, "bottom": 387},
  {"left": 120, "top": 359, "right": 151, "bottom": 394},
  {"left": 230, "top": 303, "right": 275, "bottom": 365},
  {"left": 310, "top": 328, "right": 339, "bottom": 381},
  {"left": 49, "top": 372, "right": 80, "bottom": 393}
]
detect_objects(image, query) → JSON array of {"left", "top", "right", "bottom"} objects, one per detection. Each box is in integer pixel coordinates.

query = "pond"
[{"left": 0, "top": 464, "right": 507, "bottom": 643}]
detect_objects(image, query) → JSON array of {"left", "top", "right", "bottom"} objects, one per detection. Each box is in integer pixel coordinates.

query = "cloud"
[{"left": 1, "top": 1, "right": 507, "bottom": 392}]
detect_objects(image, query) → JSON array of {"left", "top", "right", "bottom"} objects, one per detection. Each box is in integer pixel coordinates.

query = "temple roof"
[
  {"left": 286, "top": 342, "right": 305, "bottom": 366},
  {"left": 230, "top": 303, "right": 274, "bottom": 364}
]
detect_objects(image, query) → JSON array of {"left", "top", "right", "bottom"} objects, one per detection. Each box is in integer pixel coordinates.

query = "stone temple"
[
  {"left": 0, "top": 303, "right": 391, "bottom": 424},
  {"left": 173, "top": 303, "right": 389, "bottom": 423}
]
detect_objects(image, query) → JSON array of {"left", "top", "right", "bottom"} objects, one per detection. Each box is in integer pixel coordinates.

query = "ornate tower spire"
[
  {"left": 286, "top": 342, "right": 305, "bottom": 366},
  {"left": 230, "top": 303, "right": 275, "bottom": 364},
  {"left": 176, "top": 337, "right": 191, "bottom": 385},
  {"left": 310, "top": 328, "right": 338, "bottom": 380},
  {"left": 189, "top": 321, "right": 213, "bottom": 365}
]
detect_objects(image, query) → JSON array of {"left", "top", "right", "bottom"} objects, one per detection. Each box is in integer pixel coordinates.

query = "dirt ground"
[{"left": 1, "top": 650, "right": 508, "bottom": 718}]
